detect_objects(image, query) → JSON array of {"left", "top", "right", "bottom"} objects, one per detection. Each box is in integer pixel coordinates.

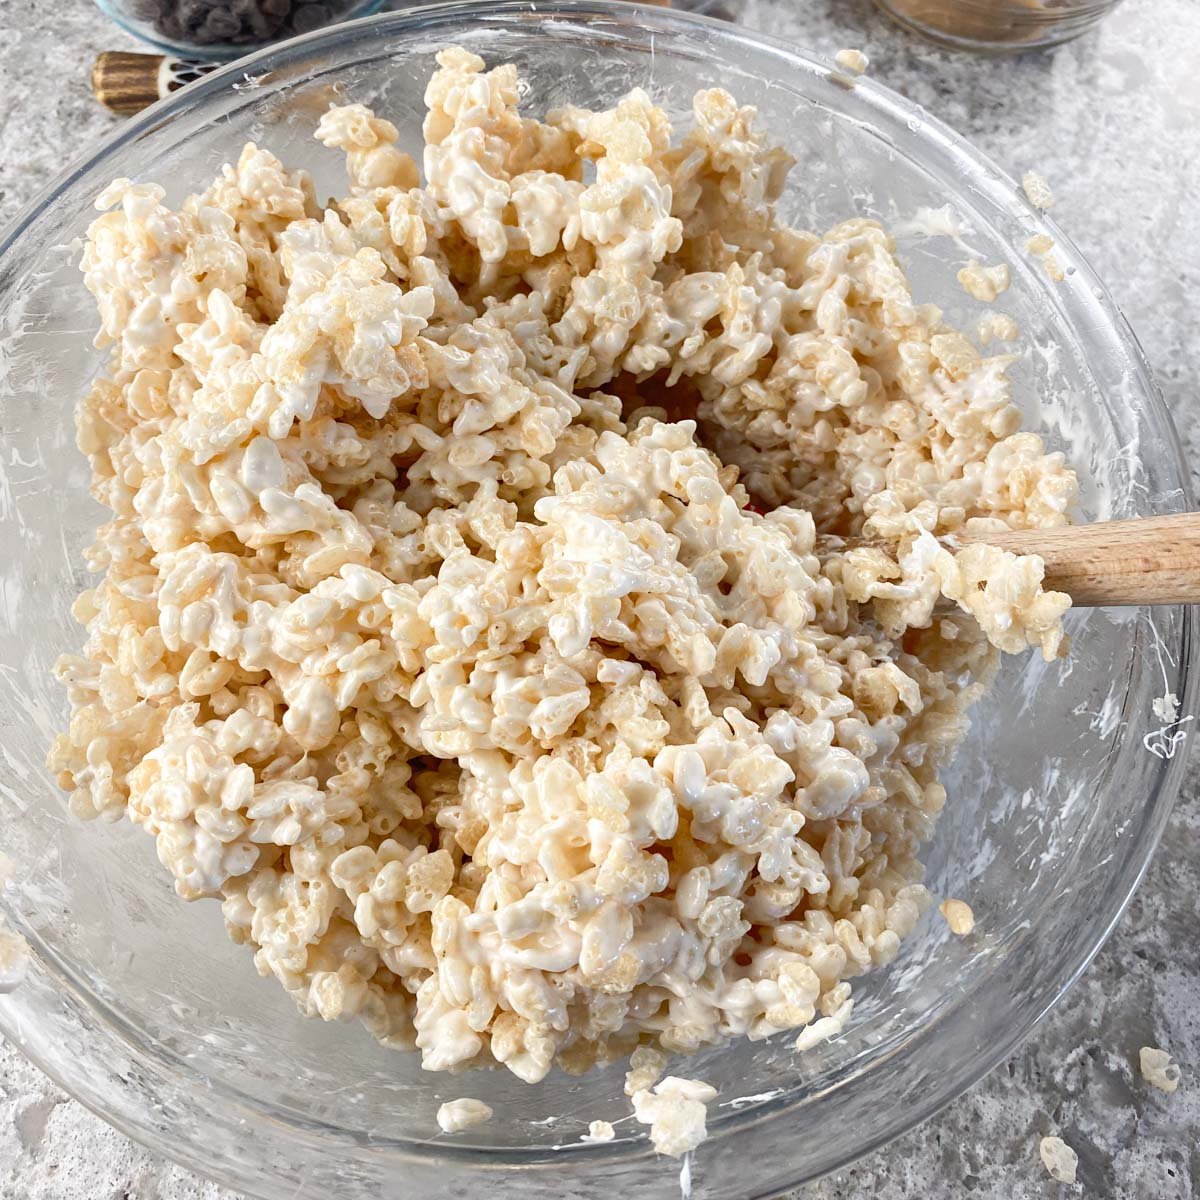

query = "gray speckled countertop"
[{"left": 2, "top": 1, "right": 1198, "bottom": 1197}]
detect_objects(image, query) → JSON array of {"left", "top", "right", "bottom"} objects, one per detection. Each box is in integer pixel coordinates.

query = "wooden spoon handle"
[{"left": 957, "top": 513, "right": 1200, "bottom": 607}]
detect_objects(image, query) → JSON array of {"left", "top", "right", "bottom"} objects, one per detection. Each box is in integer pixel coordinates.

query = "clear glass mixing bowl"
[{"left": 0, "top": 4, "right": 1193, "bottom": 1197}]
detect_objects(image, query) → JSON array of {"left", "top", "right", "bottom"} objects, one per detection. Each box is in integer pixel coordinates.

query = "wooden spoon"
[{"left": 830, "top": 513, "right": 1200, "bottom": 608}]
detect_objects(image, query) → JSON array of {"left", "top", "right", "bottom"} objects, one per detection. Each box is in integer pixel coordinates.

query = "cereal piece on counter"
[
  {"left": 1039, "top": 1135, "right": 1078, "bottom": 1184},
  {"left": 939, "top": 898, "right": 975, "bottom": 936},
  {"left": 437, "top": 1098, "right": 494, "bottom": 1133},
  {"left": 1139, "top": 1046, "right": 1181, "bottom": 1093}
]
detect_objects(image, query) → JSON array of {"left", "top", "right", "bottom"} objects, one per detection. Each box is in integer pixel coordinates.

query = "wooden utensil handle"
[{"left": 958, "top": 513, "right": 1200, "bottom": 607}]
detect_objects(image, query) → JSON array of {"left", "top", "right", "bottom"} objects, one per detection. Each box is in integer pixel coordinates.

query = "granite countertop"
[{"left": 2, "top": 0, "right": 1198, "bottom": 1196}]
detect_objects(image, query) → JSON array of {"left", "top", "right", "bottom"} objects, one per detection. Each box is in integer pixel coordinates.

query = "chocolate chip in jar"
[
  {"left": 154, "top": 7, "right": 185, "bottom": 39},
  {"left": 289, "top": 2, "right": 334, "bottom": 34},
  {"left": 141, "top": 0, "right": 308, "bottom": 48},
  {"left": 201, "top": 5, "right": 244, "bottom": 40},
  {"left": 234, "top": 0, "right": 287, "bottom": 40}
]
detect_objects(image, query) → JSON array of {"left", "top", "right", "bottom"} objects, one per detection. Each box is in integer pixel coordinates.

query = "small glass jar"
[
  {"left": 95, "top": 0, "right": 385, "bottom": 59},
  {"left": 872, "top": 0, "right": 1125, "bottom": 52}
]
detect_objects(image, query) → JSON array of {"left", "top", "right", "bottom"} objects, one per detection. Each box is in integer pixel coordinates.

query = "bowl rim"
[{"left": 1, "top": 2, "right": 1194, "bottom": 1194}]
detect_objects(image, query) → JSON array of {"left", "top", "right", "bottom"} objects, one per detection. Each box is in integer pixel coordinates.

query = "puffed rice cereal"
[
  {"left": 583, "top": 1119, "right": 617, "bottom": 1143},
  {"left": 437, "top": 1096, "right": 494, "bottom": 1132},
  {"left": 50, "top": 47, "right": 1077, "bottom": 1129},
  {"left": 939, "top": 898, "right": 975, "bottom": 936},
  {"left": 632, "top": 1076, "right": 719, "bottom": 1157},
  {"left": 834, "top": 48, "right": 870, "bottom": 75}
]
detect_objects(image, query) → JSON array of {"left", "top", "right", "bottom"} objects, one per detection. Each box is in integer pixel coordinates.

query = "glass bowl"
[
  {"left": 94, "top": 0, "right": 385, "bottom": 59},
  {"left": 0, "top": 4, "right": 1192, "bottom": 1197},
  {"left": 872, "top": 0, "right": 1126, "bottom": 52}
]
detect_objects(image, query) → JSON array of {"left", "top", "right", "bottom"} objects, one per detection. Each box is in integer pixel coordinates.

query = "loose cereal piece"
[
  {"left": 1022, "top": 170, "right": 1056, "bottom": 210},
  {"left": 834, "top": 48, "right": 870, "bottom": 74},
  {"left": 794, "top": 996, "right": 855, "bottom": 1052},
  {"left": 437, "top": 1098, "right": 494, "bottom": 1133},
  {"left": 1039, "top": 1135, "right": 1078, "bottom": 1183},
  {"left": 978, "top": 312, "right": 1021, "bottom": 345},
  {"left": 957, "top": 260, "right": 1011, "bottom": 303},
  {"left": 1026, "top": 232, "right": 1064, "bottom": 280},
  {"left": 1139, "top": 1046, "right": 1181, "bottom": 1093},
  {"left": 940, "top": 898, "right": 976, "bottom": 936}
]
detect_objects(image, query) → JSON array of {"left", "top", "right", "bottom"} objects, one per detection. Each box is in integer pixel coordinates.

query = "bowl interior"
[{"left": 0, "top": 6, "right": 1190, "bottom": 1198}]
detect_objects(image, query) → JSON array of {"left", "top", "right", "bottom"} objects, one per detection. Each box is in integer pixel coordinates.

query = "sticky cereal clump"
[
  {"left": 632, "top": 1076, "right": 718, "bottom": 1157},
  {"left": 51, "top": 48, "right": 1077, "bottom": 1101}
]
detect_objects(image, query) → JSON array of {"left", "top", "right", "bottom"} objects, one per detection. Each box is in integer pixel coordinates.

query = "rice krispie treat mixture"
[{"left": 50, "top": 48, "right": 1076, "bottom": 1103}]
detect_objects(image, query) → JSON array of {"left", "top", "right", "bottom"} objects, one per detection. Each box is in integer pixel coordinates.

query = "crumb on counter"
[
  {"left": 1022, "top": 170, "right": 1056, "bottom": 210},
  {"left": 1139, "top": 1046, "right": 1181, "bottom": 1093},
  {"left": 583, "top": 1119, "right": 616, "bottom": 1142},
  {"left": 1039, "top": 1135, "right": 1078, "bottom": 1184},
  {"left": 437, "top": 1097, "right": 494, "bottom": 1133},
  {"left": 939, "top": 898, "right": 975, "bottom": 936},
  {"left": 1152, "top": 693, "right": 1180, "bottom": 723}
]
